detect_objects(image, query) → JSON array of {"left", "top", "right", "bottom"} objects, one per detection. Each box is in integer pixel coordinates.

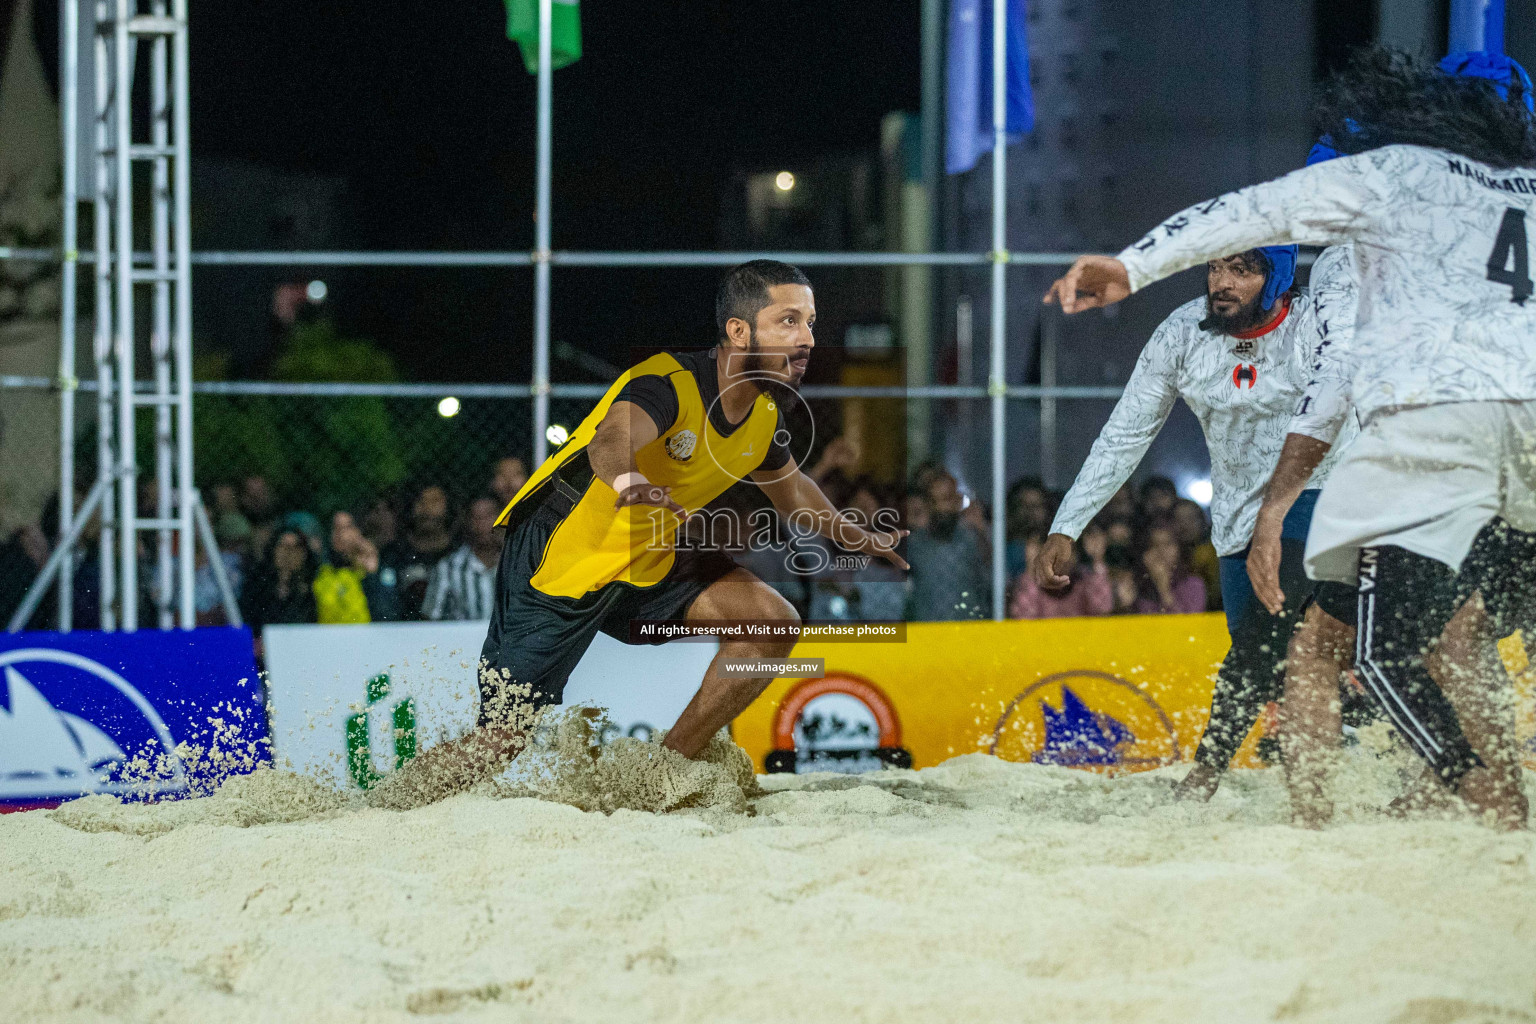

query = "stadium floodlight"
[
  {"left": 546, "top": 423, "right": 570, "bottom": 446},
  {"left": 306, "top": 280, "right": 328, "bottom": 302},
  {"left": 775, "top": 171, "right": 795, "bottom": 191},
  {"left": 437, "top": 396, "right": 461, "bottom": 418},
  {"left": 1187, "top": 478, "right": 1213, "bottom": 505}
]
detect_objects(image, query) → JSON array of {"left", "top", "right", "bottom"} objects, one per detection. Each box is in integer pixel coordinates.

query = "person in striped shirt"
[{"left": 423, "top": 496, "right": 501, "bottom": 621}]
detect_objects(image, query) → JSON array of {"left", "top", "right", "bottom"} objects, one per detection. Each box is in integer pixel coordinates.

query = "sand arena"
[{"left": 3, "top": 720, "right": 1535, "bottom": 1024}]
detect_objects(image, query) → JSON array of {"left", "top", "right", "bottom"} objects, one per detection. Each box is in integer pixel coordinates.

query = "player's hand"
[
  {"left": 1031, "top": 533, "right": 1075, "bottom": 591},
  {"left": 853, "top": 527, "right": 910, "bottom": 571},
  {"left": 1043, "top": 255, "right": 1131, "bottom": 313},
  {"left": 614, "top": 483, "right": 688, "bottom": 519},
  {"left": 1246, "top": 513, "right": 1286, "bottom": 615}
]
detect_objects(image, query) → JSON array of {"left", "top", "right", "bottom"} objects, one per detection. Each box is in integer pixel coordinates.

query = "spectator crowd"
[
  {"left": 752, "top": 436, "right": 1223, "bottom": 625},
  {"left": 0, "top": 439, "right": 1223, "bottom": 632},
  {"left": 0, "top": 456, "right": 532, "bottom": 639}
]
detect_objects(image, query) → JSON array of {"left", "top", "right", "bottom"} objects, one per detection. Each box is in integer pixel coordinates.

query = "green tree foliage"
[{"left": 193, "top": 319, "right": 409, "bottom": 514}]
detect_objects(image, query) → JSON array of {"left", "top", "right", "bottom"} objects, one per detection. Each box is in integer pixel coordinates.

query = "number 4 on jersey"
[{"left": 1486, "top": 207, "right": 1533, "bottom": 306}]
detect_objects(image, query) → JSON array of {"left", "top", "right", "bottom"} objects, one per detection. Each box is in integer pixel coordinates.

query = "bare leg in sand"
[
  {"left": 1281, "top": 594, "right": 1526, "bottom": 829},
  {"left": 368, "top": 568, "right": 797, "bottom": 809},
  {"left": 661, "top": 568, "right": 799, "bottom": 757},
  {"left": 1423, "top": 595, "right": 1528, "bottom": 829},
  {"left": 1280, "top": 604, "right": 1353, "bottom": 828}
]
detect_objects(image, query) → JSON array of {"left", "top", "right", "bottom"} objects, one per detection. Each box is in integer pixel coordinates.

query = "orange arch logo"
[
  {"left": 772, "top": 674, "right": 902, "bottom": 750},
  {"left": 990, "top": 670, "right": 1179, "bottom": 773},
  {"left": 765, "top": 674, "right": 910, "bottom": 772}
]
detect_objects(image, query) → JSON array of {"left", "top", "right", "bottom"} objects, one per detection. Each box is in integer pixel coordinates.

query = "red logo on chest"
[{"left": 1232, "top": 364, "right": 1258, "bottom": 389}]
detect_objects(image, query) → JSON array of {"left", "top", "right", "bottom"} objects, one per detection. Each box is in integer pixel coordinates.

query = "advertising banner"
[
  {"left": 736, "top": 613, "right": 1233, "bottom": 775},
  {"left": 262, "top": 621, "right": 716, "bottom": 789},
  {"left": 736, "top": 616, "right": 1536, "bottom": 776},
  {"left": 0, "top": 627, "right": 268, "bottom": 811}
]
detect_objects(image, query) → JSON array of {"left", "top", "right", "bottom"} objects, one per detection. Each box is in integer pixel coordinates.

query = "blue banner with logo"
[{"left": 0, "top": 627, "right": 268, "bottom": 811}]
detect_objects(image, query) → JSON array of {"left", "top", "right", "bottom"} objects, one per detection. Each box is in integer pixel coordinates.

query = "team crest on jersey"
[
  {"left": 1232, "top": 364, "right": 1257, "bottom": 389},
  {"left": 665, "top": 430, "right": 697, "bottom": 461}
]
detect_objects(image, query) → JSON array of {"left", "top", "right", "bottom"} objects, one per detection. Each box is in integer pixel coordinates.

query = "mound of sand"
[
  {"left": 4, "top": 734, "right": 1535, "bottom": 1023},
  {"left": 492, "top": 713, "right": 760, "bottom": 814},
  {"left": 48, "top": 769, "right": 355, "bottom": 836}
]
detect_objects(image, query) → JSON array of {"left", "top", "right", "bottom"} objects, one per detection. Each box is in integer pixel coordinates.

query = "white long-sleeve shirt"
[
  {"left": 1118, "top": 145, "right": 1536, "bottom": 424},
  {"left": 1287, "top": 243, "right": 1362, "bottom": 447},
  {"left": 1051, "top": 295, "right": 1340, "bottom": 556}
]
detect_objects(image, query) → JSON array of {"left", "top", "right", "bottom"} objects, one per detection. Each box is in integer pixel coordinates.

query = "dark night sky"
[
  {"left": 186, "top": 1, "right": 922, "bottom": 381},
  {"left": 20, "top": 0, "right": 1383, "bottom": 381}
]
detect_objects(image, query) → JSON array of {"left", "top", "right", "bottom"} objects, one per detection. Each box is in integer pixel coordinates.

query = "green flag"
[{"left": 505, "top": 0, "right": 581, "bottom": 73}]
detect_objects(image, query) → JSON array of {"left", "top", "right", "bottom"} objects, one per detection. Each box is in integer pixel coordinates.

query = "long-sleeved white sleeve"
[
  {"left": 1116, "top": 152, "right": 1391, "bottom": 294},
  {"left": 1287, "top": 244, "right": 1357, "bottom": 444},
  {"left": 1049, "top": 321, "right": 1181, "bottom": 541}
]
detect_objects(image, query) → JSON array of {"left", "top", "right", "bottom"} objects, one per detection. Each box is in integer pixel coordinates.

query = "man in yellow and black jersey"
[{"left": 370, "top": 261, "right": 907, "bottom": 808}]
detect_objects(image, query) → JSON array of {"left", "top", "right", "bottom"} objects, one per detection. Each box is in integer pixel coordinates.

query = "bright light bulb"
[
  {"left": 1187, "top": 478, "right": 1213, "bottom": 505},
  {"left": 437, "top": 396, "right": 460, "bottom": 418},
  {"left": 306, "top": 280, "right": 328, "bottom": 302},
  {"left": 775, "top": 171, "right": 795, "bottom": 192},
  {"left": 546, "top": 424, "right": 569, "bottom": 447}
]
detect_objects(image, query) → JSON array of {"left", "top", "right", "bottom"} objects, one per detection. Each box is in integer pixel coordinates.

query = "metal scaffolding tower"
[
  {"left": 7, "top": 0, "right": 239, "bottom": 634},
  {"left": 31, "top": 0, "right": 197, "bottom": 633},
  {"left": 97, "top": 0, "right": 195, "bottom": 630}
]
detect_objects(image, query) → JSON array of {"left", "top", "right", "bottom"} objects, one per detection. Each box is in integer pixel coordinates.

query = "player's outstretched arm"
[
  {"left": 750, "top": 462, "right": 909, "bottom": 571},
  {"left": 1247, "top": 433, "right": 1333, "bottom": 614},
  {"left": 1044, "top": 316, "right": 1182, "bottom": 574},
  {"left": 1047, "top": 154, "right": 1387, "bottom": 314},
  {"left": 589, "top": 399, "right": 688, "bottom": 517}
]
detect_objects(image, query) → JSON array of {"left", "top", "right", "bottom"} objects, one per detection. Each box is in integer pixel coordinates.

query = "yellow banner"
[{"left": 734, "top": 614, "right": 1536, "bottom": 775}]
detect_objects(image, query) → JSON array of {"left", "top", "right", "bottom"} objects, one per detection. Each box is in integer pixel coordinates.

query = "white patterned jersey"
[
  {"left": 1287, "top": 243, "right": 1362, "bottom": 448},
  {"left": 1051, "top": 295, "right": 1342, "bottom": 556},
  {"left": 1118, "top": 145, "right": 1536, "bottom": 424}
]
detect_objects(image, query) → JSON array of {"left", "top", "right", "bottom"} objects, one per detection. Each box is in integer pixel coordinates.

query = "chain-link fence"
[{"left": 2, "top": 381, "right": 1225, "bottom": 633}]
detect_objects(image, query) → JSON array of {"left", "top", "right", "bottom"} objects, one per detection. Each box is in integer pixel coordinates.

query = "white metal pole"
[
  {"left": 989, "top": 0, "right": 1008, "bottom": 621},
  {"left": 94, "top": 0, "right": 116, "bottom": 630},
  {"left": 531, "top": 0, "right": 553, "bottom": 465},
  {"left": 57, "top": 0, "right": 81, "bottom": 631},
  {"left": 114, "top": 0, "right": 137, "bottom": 631},
  {"left": 152, "top": 1, "right": 173, "bottom": 629},
  {"left": 173, "top": 0, "right": 194, "bottom": 628}
]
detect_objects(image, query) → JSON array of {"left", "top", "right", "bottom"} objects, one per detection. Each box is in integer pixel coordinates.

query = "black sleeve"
[
  {"left": 757, "top": 408, "right": 793, "bottom": 471},
  {"left": 613, "top": 374, "right": 680, "bottom": 435}
]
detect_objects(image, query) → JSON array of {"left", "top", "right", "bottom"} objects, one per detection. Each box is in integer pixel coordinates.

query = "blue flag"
[{"left": 946, "top": 0, "right": 1034, "bottom": 175}]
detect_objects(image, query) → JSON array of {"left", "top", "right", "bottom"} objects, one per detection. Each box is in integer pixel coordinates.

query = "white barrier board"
[{"left": 262, "top": 622, "right": 716, "bottom": 788}]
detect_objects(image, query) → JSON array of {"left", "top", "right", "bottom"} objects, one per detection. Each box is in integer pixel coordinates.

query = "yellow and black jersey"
[{"left": 494, "top": 348, "right": 790, "bottom": 599}]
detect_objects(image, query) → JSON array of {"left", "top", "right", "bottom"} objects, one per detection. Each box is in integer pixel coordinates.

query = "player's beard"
[
  {"left": 744, "top": 328, "right": 807, "bottom": 409},
  {"left": 1199, "top": 289, "right": 1269, "bottom": 335}
]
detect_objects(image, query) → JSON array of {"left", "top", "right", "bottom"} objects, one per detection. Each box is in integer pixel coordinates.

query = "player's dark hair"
[
  {"left": 715, "top": 260, "right": 812, "bottom": 341},
  {"left": 1316, "top": 46, "right": 1536, "bottom": 169}
]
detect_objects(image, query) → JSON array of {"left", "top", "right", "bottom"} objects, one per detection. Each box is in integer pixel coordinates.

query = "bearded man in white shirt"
[{"left": 1032, "top": 241, "right": 1359, "bottom": 801}]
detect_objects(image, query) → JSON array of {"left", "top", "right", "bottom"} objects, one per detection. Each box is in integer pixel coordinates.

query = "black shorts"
[
  {"left": 1458, "top": 517, "right": 1536, "bottom": 639},
  {"left": 1305, "top": 580, "right": 1358, "bottom": 628},
  {"left": 477, "top": 495, "right": 736, "bottom": 725}
]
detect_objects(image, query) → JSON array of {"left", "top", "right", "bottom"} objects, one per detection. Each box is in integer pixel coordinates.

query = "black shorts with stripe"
[
  {"left": 477, "top": 482, "right": 736, "bottom": 727},
  {"left": 1353, "top": 545, "right": 1482, "bottom": 783}
]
